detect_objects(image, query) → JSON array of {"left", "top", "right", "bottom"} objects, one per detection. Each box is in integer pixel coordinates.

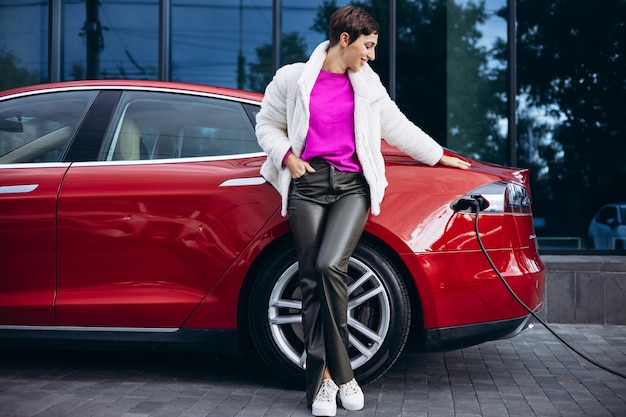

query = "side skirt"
[{"left": 0, "top": 326, "right": 239, "bottom": 354}]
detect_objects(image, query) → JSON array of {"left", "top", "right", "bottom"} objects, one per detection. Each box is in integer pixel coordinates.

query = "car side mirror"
[{"left": 606, "top": 218, "right": 617, "bottom": 228}]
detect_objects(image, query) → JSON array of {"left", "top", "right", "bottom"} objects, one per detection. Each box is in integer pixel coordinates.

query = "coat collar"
[{"left": 297, "top": 41, "right": 381, "bottom": 104}]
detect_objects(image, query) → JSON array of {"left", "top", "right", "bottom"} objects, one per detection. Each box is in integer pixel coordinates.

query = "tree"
[
  {"left": 511, "top": 0, "right": 626, "bottom": 238},
  {"left": 446, "top": 1, "right": 506, "bottom": 162},
  {"left": 247, "top": 32, "right": 308, "bottom": 93},
  {"left": 0, "top": 49, "right": 39, "bottom": 91}
]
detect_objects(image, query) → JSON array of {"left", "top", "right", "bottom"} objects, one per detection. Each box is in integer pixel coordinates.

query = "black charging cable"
[{"left": 465, "top": 197, "right": 626, "bottom": 380}]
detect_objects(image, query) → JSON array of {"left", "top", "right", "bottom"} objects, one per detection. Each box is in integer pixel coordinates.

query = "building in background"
[{"left": 1, "top": 0, "right": 624, "bottom": 253}]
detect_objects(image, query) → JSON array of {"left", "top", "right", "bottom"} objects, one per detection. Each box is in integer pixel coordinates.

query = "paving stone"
[{"left": 0, "top": 325, "right": 625, "bottom": 416}]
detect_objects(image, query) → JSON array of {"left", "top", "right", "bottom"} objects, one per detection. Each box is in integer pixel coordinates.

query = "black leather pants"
[{"left": 288, "top": 158, "right": 370, "bottom": 407}]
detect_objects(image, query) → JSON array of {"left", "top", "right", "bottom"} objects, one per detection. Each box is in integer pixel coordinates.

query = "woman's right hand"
[{"left": 285, "top": 154, "right": 316, "bottom": 178}]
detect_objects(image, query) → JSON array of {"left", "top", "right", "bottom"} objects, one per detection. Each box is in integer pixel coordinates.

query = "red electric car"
[{"left": 0, "top": 80, "right": 544, "bottom": 384}]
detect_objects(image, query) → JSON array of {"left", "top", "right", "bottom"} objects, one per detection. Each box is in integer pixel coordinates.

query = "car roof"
[{"left": 0, "top": 80, "right": 264, "bottom": 103}]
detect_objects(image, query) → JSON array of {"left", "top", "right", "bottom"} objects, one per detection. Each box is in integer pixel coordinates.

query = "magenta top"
[{"left": 289, "top": 70, "right": 361, "bottom": 172}]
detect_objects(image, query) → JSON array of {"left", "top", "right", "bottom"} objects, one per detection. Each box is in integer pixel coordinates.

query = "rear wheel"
[{"left": 249, "top": 239, "right": 411, "bottom": 385}]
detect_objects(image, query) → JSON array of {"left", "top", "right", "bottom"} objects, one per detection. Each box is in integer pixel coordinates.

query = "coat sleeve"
[
  {"left": 255, "top": 68, "right": 293, "bottom": 169},
  {"left": 378, "top": 94, "right": 444, "bottom": 166}
]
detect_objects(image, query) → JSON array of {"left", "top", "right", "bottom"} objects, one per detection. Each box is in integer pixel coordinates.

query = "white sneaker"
[
  {"left": 312, "top": 379, "right": 338, "bottom": 416},
  {"left": 338, "top": 378, "right": 364, "bottom": 411}
]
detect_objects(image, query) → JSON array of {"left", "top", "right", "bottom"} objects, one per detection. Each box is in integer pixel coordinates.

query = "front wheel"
[{"left": 249, "top": 239, "right": 411, "bottom": 385}]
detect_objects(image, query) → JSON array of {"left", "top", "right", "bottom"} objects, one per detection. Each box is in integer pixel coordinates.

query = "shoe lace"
[
  {"left": 342, "top": 379, "right": 359, "bottom": 395},
  {"left": 315, "top": 380, "right": 337, "bottom": 402}
]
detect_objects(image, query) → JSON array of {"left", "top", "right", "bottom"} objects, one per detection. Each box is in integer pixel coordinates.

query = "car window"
[
  {"left": 103, "top": 91, "right": 261, "bottom": 161},
  {"left": 597, "top": 206, "right": 618, "bottom": 225},
  {"left": 0, "top": 91, "right": 98, "bottom": 164}
]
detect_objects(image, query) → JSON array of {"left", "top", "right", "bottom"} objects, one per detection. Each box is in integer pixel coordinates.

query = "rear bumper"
[
  {"left": 401, "top": 248, "right": 545, "bottom": 329},
  {"left": 417, "top": 313, "right": 538, "bottom": 352}
]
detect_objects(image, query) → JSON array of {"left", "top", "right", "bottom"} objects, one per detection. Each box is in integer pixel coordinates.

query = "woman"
[{"left": 256, "top": 6, "right": 470, "bottom": 416}]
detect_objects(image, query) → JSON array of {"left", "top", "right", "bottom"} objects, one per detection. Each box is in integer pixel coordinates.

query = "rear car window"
[{"left": 0, "top": 91, "right": 98, "bottom": 164}]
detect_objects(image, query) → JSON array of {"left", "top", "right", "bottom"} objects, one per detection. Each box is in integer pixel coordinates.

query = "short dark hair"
[{"left": 328, "top": 5, "right": 380, "bottom": 47}]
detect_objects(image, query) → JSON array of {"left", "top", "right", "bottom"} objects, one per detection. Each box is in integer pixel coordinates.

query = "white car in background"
[{"left": 587, "top": 203, "right": 626, "bottom": 249}]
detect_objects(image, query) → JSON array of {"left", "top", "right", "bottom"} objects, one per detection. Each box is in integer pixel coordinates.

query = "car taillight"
[{"left": 461, "top": 181, "right": 532, "bottom": 214}]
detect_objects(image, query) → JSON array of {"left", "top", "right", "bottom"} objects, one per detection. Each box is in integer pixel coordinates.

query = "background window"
[
  {"left": 171, "top": 0, "right": 272, "bottom": 89},
  {"left": 64, "top": 0, "right": 159, "bottom": 80},
  {"left": 0, "top": 1, "right": 48, "bottom": 89},
  {"left": 514, "top": 0, "right": 626, "bottom": 251}
]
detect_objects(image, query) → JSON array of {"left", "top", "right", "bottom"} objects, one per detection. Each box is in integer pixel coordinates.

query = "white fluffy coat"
[{"left": 255, "top": 41, "right": 444, "bottom": 216}]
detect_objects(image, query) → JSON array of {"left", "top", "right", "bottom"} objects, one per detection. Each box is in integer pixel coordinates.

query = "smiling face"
[
  {"left": 343, "top": 33, "right": 378, "bottom": 72},
  {"left": 326, "top": 6, "right": 380, "bottom": 73},
  {"left": 324, "top": 32, "right": 378, "bottom": 74}
]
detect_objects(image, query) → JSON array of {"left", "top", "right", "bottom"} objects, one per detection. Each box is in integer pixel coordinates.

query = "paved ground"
[{"left": 0, "top": 324, "right": 624, "bottom": 417}]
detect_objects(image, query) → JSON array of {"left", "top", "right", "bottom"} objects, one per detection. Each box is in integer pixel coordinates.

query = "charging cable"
[{"left": 464, "top": 197, "right": 626, "bottom": 380}]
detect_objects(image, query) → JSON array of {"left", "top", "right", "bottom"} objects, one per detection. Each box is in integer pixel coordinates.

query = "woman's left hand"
[{"left": 439, "top": 155, "right": 471, "bottom": 169}]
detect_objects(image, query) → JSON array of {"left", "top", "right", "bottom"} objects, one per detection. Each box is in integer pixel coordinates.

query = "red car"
[{"left": 0, "top": 80, "right": 544, "bottom": 384}]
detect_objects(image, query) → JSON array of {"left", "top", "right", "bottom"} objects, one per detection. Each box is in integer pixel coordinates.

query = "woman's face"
[{"left": 343, "top": 33, "right": 378, "bottom": 72}]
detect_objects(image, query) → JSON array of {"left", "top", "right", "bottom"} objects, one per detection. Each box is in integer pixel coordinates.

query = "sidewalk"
[{"left": 0, "top": 324, "right": 624, "bottom": 416}]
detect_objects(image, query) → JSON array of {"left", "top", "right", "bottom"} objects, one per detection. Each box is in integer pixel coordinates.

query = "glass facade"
[
  {"left": 63, "top": 0, "right": 159, "bottom": 80},
  {"left": 0, "top": 0, "right": 624, "bottom": 253}
]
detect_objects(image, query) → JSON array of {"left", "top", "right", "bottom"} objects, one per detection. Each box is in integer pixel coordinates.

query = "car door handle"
[
  {"left": 219, "top": 177, "right": 266, "bottom": 187},
  {"left": 0, "top": 184, "right": 39, "bottom": 194}
]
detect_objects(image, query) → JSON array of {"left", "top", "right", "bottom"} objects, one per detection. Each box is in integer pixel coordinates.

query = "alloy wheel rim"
[{"left": 267, "top": 258, "right": 391, "bottom": 370}]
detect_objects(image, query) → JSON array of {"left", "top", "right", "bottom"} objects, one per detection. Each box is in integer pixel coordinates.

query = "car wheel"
[{"left": 249, "top": 239, "right": 411, "bottom": 385}]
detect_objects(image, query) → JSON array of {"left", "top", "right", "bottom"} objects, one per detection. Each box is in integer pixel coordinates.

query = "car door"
[
  {"left": 594, "top": 205, "right": 618, "bottom": 249},
  {"left": 55, "top": 90, "right": 279, "bottom": 328},
  {"left": 0, "top": 90, "right": 98, "bottom": 325}
]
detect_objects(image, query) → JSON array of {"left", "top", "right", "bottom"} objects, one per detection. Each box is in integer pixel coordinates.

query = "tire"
[{"left": 249, "top": 239, "right": 411, "bottom": 385}]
